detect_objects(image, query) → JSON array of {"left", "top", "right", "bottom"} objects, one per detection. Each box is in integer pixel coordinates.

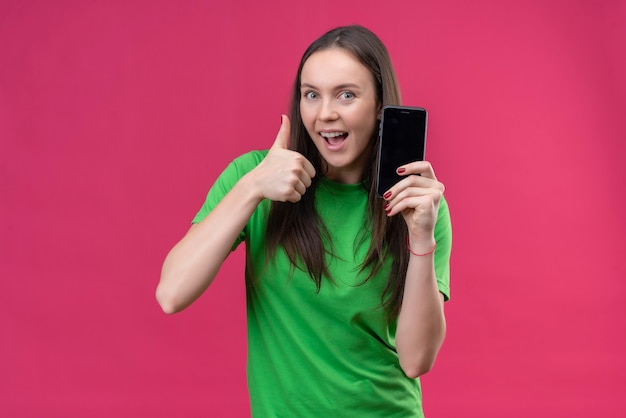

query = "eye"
[
  {"left": 338, "top": 91, "right": 355, "bottom": 100},
  {"left": 303, "top": 91, "right": 319, "bottom": 100}
]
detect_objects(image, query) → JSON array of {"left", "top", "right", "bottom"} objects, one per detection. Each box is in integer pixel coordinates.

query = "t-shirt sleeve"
[
  {"left": 433, "top": 195, "right": 452, "bottom": 301},
  {"left": 191, "top": 150, "right": 268, "bottom": 250}
]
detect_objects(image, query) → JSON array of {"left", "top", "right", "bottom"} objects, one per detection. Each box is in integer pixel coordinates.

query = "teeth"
[{"left": 320, "top": 132, "right": 345, "bottom": 138}]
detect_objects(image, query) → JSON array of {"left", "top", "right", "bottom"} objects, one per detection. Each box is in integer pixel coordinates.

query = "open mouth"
[{"left": 320, "top": 131, "right": 348, "bottom": 145}]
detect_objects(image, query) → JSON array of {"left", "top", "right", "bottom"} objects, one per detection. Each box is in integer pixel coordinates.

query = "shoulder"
[
  {"left": 435, "top": 195, "right": 452, "bottom": 240},
  {"left": 439, "top": 194, "right": 450, "bottom": 215},
  {"left": 191, "top": 150, "right": 270, "bottom": 224},
  {"left": 215, "top": 150, "right": 269, "bottom": 183},
  {"left": 225, "top": 149, "right": 269, "bottom": 173}
]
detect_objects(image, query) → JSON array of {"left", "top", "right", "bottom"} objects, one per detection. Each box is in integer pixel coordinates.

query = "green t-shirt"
[{"left": 193, "top": 150, "right": 452, "bottom": 417}]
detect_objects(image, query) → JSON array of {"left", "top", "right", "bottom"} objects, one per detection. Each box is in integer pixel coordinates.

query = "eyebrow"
[{"left": 300, "top": 82, "right": 362, "bottom": 90}]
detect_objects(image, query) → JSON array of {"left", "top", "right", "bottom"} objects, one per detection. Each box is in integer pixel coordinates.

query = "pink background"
[{"left": 1, "top": 0, "right": 625, "bottom": 416}]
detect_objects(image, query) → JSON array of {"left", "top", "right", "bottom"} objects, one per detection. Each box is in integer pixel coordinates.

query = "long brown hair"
[{"left": 265, "top": 25, "right": 409, "bottom": 318}]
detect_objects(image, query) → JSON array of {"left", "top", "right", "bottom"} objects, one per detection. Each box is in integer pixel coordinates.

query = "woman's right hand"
[
  {"left": 250, "top": 115, "right": 316, "bottom": 202},
  {"left": 157, "top": 115, "right": 315, "bottom": 313}
]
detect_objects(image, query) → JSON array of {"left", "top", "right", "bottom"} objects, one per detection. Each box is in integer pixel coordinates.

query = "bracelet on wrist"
[{"left": 407, "top": 236, "right": 437, "bottom": 256}]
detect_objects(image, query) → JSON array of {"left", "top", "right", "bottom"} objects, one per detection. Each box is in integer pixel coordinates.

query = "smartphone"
[{"left": 376, "top": 105, "right": 428, "bottom": 197}]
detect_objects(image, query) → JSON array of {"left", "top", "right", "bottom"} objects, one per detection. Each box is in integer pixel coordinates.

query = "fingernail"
[
  {"left": 397, "top": 167, "right": 406, "bottom": 174},
  {"left": 383, "top": 202, "right": 389, "bottom": 210},
  {"left": 383, "top": 191, "right": 392, "bottom": 200}
]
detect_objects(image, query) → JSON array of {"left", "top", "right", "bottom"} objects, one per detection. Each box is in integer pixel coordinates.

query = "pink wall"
[{"left": 1, "top": 0, "right": 625, "bottom": 416}]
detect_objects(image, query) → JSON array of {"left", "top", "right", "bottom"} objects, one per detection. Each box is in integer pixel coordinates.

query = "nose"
[{"left": 319, "top": 98, "right": 339, "bottom": 121}]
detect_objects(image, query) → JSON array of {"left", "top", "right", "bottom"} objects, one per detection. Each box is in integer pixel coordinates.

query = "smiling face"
[{"left": 299, "top": 48, "right": 381, "bottom": 184}]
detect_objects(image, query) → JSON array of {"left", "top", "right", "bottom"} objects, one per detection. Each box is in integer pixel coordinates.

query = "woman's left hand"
[{"left": 382, "top": 161, "right": 445, "bottom": 243}]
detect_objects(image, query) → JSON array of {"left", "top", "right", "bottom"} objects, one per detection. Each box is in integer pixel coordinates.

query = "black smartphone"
[{"left": 376, "top": 105, "right": 428, "bottom": 197}]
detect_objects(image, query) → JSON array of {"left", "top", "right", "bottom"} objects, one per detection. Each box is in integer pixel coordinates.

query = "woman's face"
[{"left": 299, "top": 48, "right": 380, "bottom": 184}]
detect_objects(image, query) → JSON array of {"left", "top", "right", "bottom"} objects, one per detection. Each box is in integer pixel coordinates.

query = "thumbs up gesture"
[
  {"left": 271, "top": 114, "right": 292, "bottom": 151},
  {"left": 251, "top": 115, "right": 316, "bottom": 203}
]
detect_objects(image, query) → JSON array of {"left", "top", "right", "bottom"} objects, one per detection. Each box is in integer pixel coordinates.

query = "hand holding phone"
[{"left": 376, "top": 105, "right": 428, "bottom": 197}]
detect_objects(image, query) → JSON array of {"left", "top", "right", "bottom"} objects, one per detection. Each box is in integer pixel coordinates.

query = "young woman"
[{"left": 157, "top": 25, "right": 452, "bottom": 417}]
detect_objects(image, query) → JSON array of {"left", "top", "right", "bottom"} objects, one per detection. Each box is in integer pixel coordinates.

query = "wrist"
[
  {"left": 238, "top": 171, "right": 266, "bottom": 204},
  {"left": 407, "top": 236, "right": 436, "bottom": 256}
]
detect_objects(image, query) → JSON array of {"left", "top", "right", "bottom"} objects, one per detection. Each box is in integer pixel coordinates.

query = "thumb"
[{"left": 271, "top": 115, "right": 290, "bottom": 150}]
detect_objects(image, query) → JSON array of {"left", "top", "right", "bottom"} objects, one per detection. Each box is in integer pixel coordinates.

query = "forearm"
[
  {"left": 395, "top": 237, "right": 446, "bottom": 378},
  {"left": 156, "top": 171, "right": 262, "bottom": 314}
]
